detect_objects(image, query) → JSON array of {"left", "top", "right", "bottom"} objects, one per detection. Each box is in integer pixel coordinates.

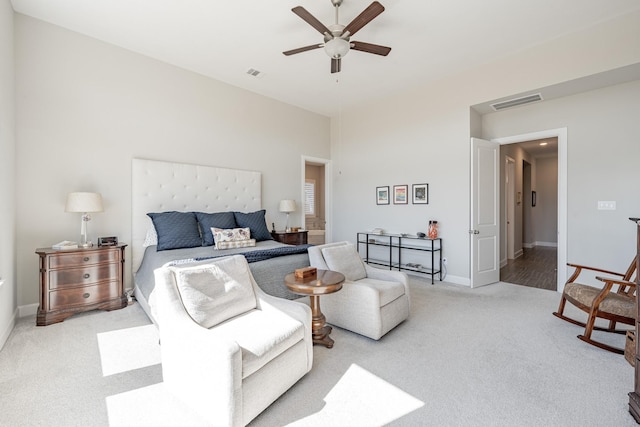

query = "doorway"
[
  {"left": 302, "top": 156, "right": 331, "bottom": 245},
  {"left": 499, "top": 139, "right": 558, "bottom": 290},
  {"left": 496, "top": 133, "right": 563, "bottom": 291}
]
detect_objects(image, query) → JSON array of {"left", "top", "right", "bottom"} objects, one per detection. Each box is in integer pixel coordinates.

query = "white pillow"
[
  {"left": 321, "top": 244, "right": 367, "bottom": 281},
  {"left": 169, "top": 255, "right": 257, "bottom": 328},
  {"left": 142, "top": 227, "right": 158, "bottom": 247}
]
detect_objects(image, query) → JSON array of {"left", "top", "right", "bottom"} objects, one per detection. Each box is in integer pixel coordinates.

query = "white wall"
[
  {"left": 483, "top": 80, "right": 640, "bottom": 273},
  {"left": 0, "top": 0, "right": 16, "bottom": 348},
  {"left": 14, "top": 15, "right": 330, "bottom": 308},
  {"left": 330, "top": 11, "right": 640, "bottom": 285}
]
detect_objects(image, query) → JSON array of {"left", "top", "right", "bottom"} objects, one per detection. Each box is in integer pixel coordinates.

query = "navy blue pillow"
[
  {"left": 195, "top": 211, "right": 237, "bottom": 246},
  {"left": 147, "top": 211, "right": 202, "bottom": 251},
  {"left": 234, "top": 210, "right": 273, "bottom": 242}
]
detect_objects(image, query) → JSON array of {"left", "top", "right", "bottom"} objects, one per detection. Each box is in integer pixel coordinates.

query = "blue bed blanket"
[{"left": 172, "top": 244, "right": 312, "bottom": 265}]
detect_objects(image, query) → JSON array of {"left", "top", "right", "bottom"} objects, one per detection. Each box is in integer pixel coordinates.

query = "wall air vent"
[
  {"left": 246, "top": 68, "right": 265, "bottom": 78},
  {"left": 490, "top": 93, "right": 543, "bottom": 111}
]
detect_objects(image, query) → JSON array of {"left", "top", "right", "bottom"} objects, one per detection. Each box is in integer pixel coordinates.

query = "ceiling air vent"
[
  {"left": 246, "top": 68, "right": 265, "bottom": 78},
  {"left": 491, "top": 93, "right": 543, "bottom": 111}
]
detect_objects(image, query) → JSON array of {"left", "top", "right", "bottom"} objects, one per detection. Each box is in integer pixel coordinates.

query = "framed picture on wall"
[
  {"left": 376, "top": 186, "right": 390, "bottom": 205},
  {"left": 412, "top": 184, "right": 429, "bottom": 204},
  {"left": 393, "top": 185, "right": 408, "bottom": 204}
]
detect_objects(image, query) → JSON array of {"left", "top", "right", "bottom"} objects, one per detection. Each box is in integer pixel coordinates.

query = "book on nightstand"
[{"left": 52, "top": 241, "right": 78, "bottom": 249}]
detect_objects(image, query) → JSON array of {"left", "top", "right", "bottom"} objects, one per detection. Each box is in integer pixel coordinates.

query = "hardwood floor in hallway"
[{"left": 500, "top": 246, "right": 557, "bottom": 291}]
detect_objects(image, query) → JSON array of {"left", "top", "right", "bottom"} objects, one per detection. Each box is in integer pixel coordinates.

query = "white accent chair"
[
  {"left": 307, "top": 241, "right": 410, "bottom": 340},
  {"left": 153, "top": 255, "right": 313, "bottom": 426}
]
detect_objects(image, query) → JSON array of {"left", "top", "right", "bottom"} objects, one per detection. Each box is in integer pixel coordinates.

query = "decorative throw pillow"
[
  {"left": 212, "top": 227, "right": 254, "bottom": 250},
  {"left": 195, "top": 211, "right": 237, "bottom": 246},
  {"left": 234, "top": 210, "right": 273, "bottom": 242},
  {"left": 321, "top": 244, "right": 367, "bottom": 281},
  {"left": 212, "top": 227, "right": 251, "bottom": 242},
  {"left": 169, "top": 255, "right": 257, "bottom": 329},
  {"left": 147, "top": 211, "right": 202, "bottom": 251},
  {"left": 215, "top": 239, "right": 257, "bottom": 250}
]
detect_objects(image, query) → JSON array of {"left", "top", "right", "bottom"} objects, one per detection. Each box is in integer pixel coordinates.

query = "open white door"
[{"left": 470, "top": 137, "right": 500, "bottom": 287}]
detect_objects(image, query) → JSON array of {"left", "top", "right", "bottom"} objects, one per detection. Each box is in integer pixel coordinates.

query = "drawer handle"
[
  {"left": 83, "top": 257, "right": 90, "bottom": 262},
  {"left": 83, "top": 273, "right": 90, "bottom": 279},
  {"left": 83, "top": 293, "right": 90, "bottom": 299}
]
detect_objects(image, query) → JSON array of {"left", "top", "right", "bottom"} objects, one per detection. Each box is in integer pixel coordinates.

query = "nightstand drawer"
[
  {"left": 49, "top": 281, "right": 120, "bottom": 310},
  {"left": 48, "top": 249, "right": 120, "bottom": 269},
  {"left": 48, "top": 263, "right": 120, "bottom": 289}
]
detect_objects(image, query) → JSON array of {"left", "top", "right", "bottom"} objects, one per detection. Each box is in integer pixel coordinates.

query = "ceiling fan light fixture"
[{"left": 324, "top": 38, "right": 350, "bottom": 58}]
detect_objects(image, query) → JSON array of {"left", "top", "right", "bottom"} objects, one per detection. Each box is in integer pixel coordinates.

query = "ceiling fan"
[{"left": 283, "top": 0, "right": 391, "bottom": 74}]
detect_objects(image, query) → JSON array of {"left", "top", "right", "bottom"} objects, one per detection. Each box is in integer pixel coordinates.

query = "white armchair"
[
  {"left": 153, "top": 255, "right": 313, "bottom": 426},
  {"left": 307, "top": 242, "right": 410, "bottom": 340}
]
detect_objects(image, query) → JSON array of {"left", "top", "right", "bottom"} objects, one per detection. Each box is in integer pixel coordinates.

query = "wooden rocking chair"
[{"left": 553, "top": 255, "right": 638, "bottom": 354}]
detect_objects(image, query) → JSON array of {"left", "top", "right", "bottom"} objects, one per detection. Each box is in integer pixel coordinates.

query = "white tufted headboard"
[{"left": 131, "top": 158, "right": 262, "bottom": 272}]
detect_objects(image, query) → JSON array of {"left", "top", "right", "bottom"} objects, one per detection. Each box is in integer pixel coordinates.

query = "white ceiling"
[{"left": 10, "top": 0, "right": 640, "bottom": 117}]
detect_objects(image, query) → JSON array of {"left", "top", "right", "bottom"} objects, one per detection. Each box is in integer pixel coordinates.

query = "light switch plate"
[{"left": 597, "top": 201, "right": 616, "bottom": 210}]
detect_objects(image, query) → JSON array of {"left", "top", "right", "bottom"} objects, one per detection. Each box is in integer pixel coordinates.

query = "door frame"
[
  {"left": 493, "top": 128, "right": 567, "bottom": 292},
  {"left": 505, "top": 155, "right": 516, "bottom": 262},
  {"left": 301, "top": 155, "right": 332, "bottom": 242}
]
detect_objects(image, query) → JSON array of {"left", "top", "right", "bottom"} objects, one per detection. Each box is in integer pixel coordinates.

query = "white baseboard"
[
  {"left": 18, "top": 303, "right": 38, "bottom": 318},
  {"left": 0, "top": 308, "right": 17, "bottom": 351},
  {"left": 406, "top": 271, "right": 469, "bottom": 287},
  {"left": 514, "top": 249, "right": 524, "bottom": 259},
  {"left": 535, "top": 241, "right": 558, "bottom": 247}
]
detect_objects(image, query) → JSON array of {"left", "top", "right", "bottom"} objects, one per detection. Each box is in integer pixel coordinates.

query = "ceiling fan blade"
[
  {"left": 283, "top": 44, "right": 323, "bottom": 56},
  {"left": 343, "top": 1, "right": 385, "bottom": 37},
  {"left": 331, "top": 58, "right": 341, "bottom": 74},
  {"left": 292, "top": 6, "right": 331, "bottom": 35},
  {"left": 350, "top": 41, "right": 391, "bottom": 56}
]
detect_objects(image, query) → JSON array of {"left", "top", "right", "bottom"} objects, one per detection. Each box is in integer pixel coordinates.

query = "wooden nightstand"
[
  {"left": 271, "top": 231, "right": 308, "bottom": 245},
  {"left": 35, "top": 244, "right": 128, "bottom": 326}
]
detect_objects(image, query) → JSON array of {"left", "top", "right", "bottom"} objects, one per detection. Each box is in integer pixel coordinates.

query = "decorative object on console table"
[
  {"left": 279, "top": 199, "right": 297, "bottom": 232},
  {"left": 271, "top": 230, "right": 308, "bottom": 245},
  {"left": 628, "top": 217, "right": 640, "bottom": 422},
  {"left": 35, "top": 244, "right": 127, "bottom": 326},
  {"left": 65, "top": 192, "right": 104, "bottom": 248}
]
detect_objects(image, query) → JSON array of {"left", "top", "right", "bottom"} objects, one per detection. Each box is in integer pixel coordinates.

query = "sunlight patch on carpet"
[
  {"left": 97, "top": 324, "right": 161, "bottom": 376},
  {"left": 290, "top": 363, "right": 424, "bottom": 426},
  {"left": 106, "top": 383, "right": 207, "bottom": 426}
]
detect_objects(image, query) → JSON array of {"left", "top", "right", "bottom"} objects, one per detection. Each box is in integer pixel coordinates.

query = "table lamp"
[
  {"left": 279, "top": 199, "right": 296, "bottom": 232},
  {"left": 65, "top": 192, "right": 104, "bottom": 247}
]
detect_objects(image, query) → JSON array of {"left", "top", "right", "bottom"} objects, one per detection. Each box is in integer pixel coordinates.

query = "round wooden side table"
[{"left": 284, "top": 269, "right": 344, "bottom": 348}]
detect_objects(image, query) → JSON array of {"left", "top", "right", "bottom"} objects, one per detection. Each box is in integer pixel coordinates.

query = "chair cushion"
[
  {"left": 214, "top": 308, "right": 305, "bottom": 378},
  {"left": 169, "top": 256, "right": 257, "bottom": 328},
  {"left": 564, "top": 282, "right": 635, "bottom": 319},
  {"left": 321, "top": 244, "right": 367, "bottom": 281},
  {"left": 358, "top": 278, "right": 405, "bottom": 306}
]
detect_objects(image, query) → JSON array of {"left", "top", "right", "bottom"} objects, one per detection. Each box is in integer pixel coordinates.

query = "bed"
[{"left": 131, "top": 158, "right": 310, "bottom": 323}]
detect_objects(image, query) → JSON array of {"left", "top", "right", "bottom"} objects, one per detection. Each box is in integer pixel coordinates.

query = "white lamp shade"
[
  {"left": 65, "top": 192, "right": 104, "bottom": 213},
  {"left": 279, "top": 199, "right": 296, "bottom": 213}
]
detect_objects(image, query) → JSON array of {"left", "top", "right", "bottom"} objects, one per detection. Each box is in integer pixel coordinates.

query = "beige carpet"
[{"left": 0, "top": 278, "right": 636, "bottom": 426}]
